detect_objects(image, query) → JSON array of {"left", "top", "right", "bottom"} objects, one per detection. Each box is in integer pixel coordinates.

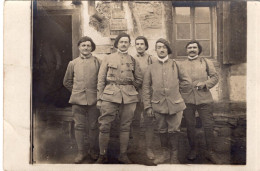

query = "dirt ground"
[{"left": 33, "top": 111, "right": 246, "bottom": 165}]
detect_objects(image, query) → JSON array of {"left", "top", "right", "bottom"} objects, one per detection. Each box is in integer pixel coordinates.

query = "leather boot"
[
  {"left": 95, "top": 154, "right": 108, "bottom": 164},
  {"left": 169, "top": 133, "right": 180, "bottom": 164},
  {"left": 89, "top": 128, "right": 99, "bottom": 160},
  {"left": 74, "top": 130, "right": 87, "bottom": 163},
  {"left": 154, "top": 147, "right": 170, "bottom": 164},
  {"left": 118, "top": 153, "right": 132, "bottom": 164},
  {"left": 186, "top": 124, "right": 198, "bottom": 160},
  {"left": 74, "top": 151, "right": 87, "bottom": 164},
  {"left": 187, "top": 138, "right": 198, "bottom": 161},
  {"left": 119, "top": 132, "right": 132, "bottom": 164},
  {"left": 98, "top": 132, "right": 110, "bottom": 156},
  {"left": 145, "top": 125, "right": 155, "bottom": 160},
  {"left": 95, "top": 132, "right": 110, "bottom": 164},
  {"left": 204, "top": 128, "right": 222, "bottom": 164},
  {"left": 154, "top": 133, "right": 170, "bottom": 164}
]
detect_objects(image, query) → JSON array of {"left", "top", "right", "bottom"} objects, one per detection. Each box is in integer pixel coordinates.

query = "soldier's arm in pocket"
[{"left": 63, "top": 61, "right": 74, "bottom": 92}]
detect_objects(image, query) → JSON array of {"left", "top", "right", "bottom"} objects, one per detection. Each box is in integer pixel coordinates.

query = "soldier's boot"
[
  {"left": 187, "top": 148, "right": 198, "bottom": 161},
  {"left": 154, "top": 133, "right": 170, "bottom": 164},
  {"left": 74, "top": 130, "right": 87, "bottom": 163},
  {"left": 74, "top": 151, "right": 87, "bottom": 164},
  {"left": 95, "top": 154, "right": 108, "bottom": 164},
  {"left": 169, "top": 133, "right": 180, "bottom": 164},
  {"left": 204, "top": 128, "right": 222, "bottom": 164},
  {"left": 145, "top": 125, "right": 155, "bottom": 160},
  {"left": 128, "top": 125, "right": 140, "bottom": 153},
  {"left": 187, "top": 135, "right": 198, "bottom": 161},
  {"left": 88, "top": 128, "right": 99, "bottom": 160},
  {"left": 95, "top": 132, "right": 109, "bottom": 164},
  {"left": 186, "top": 124, "right": 198, "bottom": 160},
  {"left": 154, "top": 147, "right": 170, "bottom": 164},
  {"left": 118, "top": 132, "right": 132, "bottom": 164}
]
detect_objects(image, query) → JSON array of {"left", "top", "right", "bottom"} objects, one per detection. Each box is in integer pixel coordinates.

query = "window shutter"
[{"left": 223, "top": 1, "right": 247, "bottom": 64}]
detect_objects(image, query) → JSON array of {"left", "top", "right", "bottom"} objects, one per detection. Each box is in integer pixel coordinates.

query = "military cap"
[
  {"left": 77, "top": 36, "right": 96, "bottom": 52},
  {"left": 155, "top": 38, "right": 172, "bottom": 54},
  {"left": 114, "top": 32, "right": 131, "bottom": 48}
]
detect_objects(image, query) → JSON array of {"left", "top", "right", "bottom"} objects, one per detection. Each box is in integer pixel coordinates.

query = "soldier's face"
[
  {"left": 118, "top": 37, "right": 130, "bottom": 52},
  {"left": 156, "top": 42, "right": 168, "bottom": 58},
  {"left": 135, "top": 39, "right": 147, "bottom": 54},
  {"left": 186, "top": 43, "right": 199, "bottom": 57},
  {"left": 79, "top": 41, "right": 92, "bottom": 56}
]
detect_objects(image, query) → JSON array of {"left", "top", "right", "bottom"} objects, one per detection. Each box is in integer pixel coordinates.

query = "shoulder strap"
[
  {"left": 130, "top": 55, "right": 136, "bottom": 71},
  {"left": 93, "top": 56, "right": 100, "bottom": 70},
  {"left": 147, "top": 55, "right": 153, "bottom": 65},
  {"left": 201, "top": 57, "right": 209, "bottom": 75}
]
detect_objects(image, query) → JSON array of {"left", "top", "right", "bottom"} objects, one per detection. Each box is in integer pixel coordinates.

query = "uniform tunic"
[
  {"left": 142, "top": 59, "right": 191, "bottom": 115},
  {"left": 63, "top": 55, "right": 100, "bottom": 105}
]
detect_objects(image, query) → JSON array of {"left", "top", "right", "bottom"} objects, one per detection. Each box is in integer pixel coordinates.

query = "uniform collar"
[
  {"left": 117, "top": 49, "right": 128, "bottom": 54},
  {"left": 188, "top": 55, "right": 199, "bottom": 60},
  {"left": 80, "top": 53, "right": 92, "bottom": 59},
  {"left": 136, "top": 52, "right": 147, "bottom": 57},
  {"left": 157, "top": 55, "right": 169, "bottom": 63}
]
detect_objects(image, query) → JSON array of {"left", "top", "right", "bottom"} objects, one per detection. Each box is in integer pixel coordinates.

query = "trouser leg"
[
  {"left": 73, "top": 105, "right": 88, "bottom": 163},
  {"left": 98, "top": 101, "right": 119, "bottom": 155},
  {"left": 198, "top": 103, "right": 222, "bottom": 164},
  {"left": 87, "top": 104, "right": 100, "bottom": 159},
  {"left": 144, "top": 115, "right": 155, "bottom": 159},
  {"left": 73, "top": 105, "right": 87, "bottom": 152},
  {"left": 183, "top": 104, "right": 197, "bottom": 150},
  {"left": 168, "top": 133, "right": 180, "bottom": 164},
  {"left": 153, "top": 113, "right": 170, "bottom": 164},
  {"left": 118, "top": 103, "right": 136, "bottom": 164}
]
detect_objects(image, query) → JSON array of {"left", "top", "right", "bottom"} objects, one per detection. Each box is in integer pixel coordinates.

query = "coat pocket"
[
  {"left": 128, "top": 91, "right": 138, "bottom": 96},
  {"left": 108, "top": 63, "right": 118, "bottom": 69},
  {"left": 151, "top": 100, "right": 160, "bottom": 104},
  {"left": 103, "top": 89, "right": 114, "bottom": 95}
]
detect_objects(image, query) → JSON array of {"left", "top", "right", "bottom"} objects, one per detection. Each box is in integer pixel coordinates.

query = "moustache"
[{"left": 189, "top": 51, "right": 196, "bottom": 53}]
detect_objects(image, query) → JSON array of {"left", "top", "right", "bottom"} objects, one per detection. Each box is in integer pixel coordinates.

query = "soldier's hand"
[
  {"left": 196, "top": 82, "right": 206, "bottom": 90},
  {"left": 96, "top": 100, "right": 102, "bottom": 110},
  {"left": 146, "top": 108, "right": 154, "bottom": 117}
]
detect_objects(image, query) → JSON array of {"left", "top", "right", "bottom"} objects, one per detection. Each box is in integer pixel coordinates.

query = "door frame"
[{"left": 36, "top": 8, "right": 82, "bottom": 59}]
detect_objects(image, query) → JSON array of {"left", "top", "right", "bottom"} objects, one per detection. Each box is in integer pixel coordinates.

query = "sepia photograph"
[
  {"left": 6, "top": 0, "right": 260, "bottom": 171},
  {"left": 31, "top": 0, "right": 247, "bottom": 166}
]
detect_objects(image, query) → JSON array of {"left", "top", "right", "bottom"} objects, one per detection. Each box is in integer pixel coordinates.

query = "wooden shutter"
[{"left": 223, "top": 1, "right": 247, "bottom": 64}]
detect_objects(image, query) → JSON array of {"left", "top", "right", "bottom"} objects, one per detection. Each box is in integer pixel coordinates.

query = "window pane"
[
  {"left": 195, "top": 7, "right": 210, "bottom": 23},
  {"left": 176, "top": 23, "right": 191, "bottom": 39},
  {"left": 195, "top": 24, "right": 210, "bottom": 39},
  {"left": 176, "top": 40, "right": 190, "bottom": 56},
  {"left": 199, "top": 40, "right": 211, "bottom": 56},
  {"left": 176, "top": 7, "right": 190, "bottom": 23}
]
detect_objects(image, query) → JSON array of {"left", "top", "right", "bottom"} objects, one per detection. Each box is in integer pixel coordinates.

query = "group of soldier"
[{"left": 63, "top": 32, "right": 221, "bottom": 165}]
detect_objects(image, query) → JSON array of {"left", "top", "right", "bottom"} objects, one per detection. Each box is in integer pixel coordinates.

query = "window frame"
[{"left": 172, "top": 2, "right": 217, "bottom": 59}]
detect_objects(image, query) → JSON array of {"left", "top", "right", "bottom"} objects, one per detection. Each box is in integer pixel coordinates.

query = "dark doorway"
[{"left": 33, "top": 14, "right": 72, "bottom": 107}]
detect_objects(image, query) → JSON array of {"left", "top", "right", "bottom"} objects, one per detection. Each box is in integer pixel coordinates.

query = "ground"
[{"left": 33, "top": 107, "right": 246, "bottom": 165}]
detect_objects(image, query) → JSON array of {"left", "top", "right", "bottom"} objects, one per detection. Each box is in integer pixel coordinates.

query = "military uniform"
[
  {"left": 131, "top": 52, "right": 156, "bottom": 159},
  {"left": 63, "top": 54, "right": 100, "bottom": 162},
  {"left": 179, "top": 56, "right": 219, "bottom": 162},
  {"left": 97, "top": 51, "right": 143, "bottom": 161}
]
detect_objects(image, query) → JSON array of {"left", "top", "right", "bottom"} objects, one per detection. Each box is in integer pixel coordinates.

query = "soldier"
[
  {"left": 95, "top": 33, "right": 143, "bottom": 164},
  {"left": 142, "top": 38, "right": 191, "bottom": 164},
  {"left": 63, "top": 36, "right": 100, "bottom": 163},
  {"left": 132, "top": 36, "right": 156, "bottom": 160},
  {"left": 180, "top": 40, "right": 221, "bottom": 164}
]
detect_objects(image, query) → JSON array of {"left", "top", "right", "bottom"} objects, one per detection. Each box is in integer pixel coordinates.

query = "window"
[{"left": 172, "top": 2, "right": 217, "bottom": 58}]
